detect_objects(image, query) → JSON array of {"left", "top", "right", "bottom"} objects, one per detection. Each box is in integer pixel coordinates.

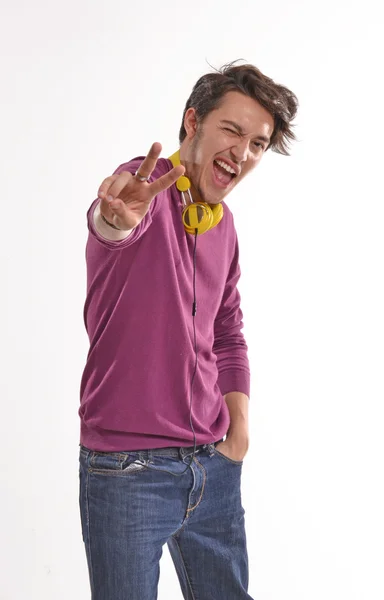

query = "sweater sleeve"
[
  {"left": 213, "top": 236, "right": 251, "bottom": 398},
  {"left": 86, "top": 157, "right": 162, "bottom": 250}
]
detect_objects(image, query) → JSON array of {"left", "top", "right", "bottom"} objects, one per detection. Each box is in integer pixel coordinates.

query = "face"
[{"left": 180, "top": 91, "right": 274, "bottom": 205}]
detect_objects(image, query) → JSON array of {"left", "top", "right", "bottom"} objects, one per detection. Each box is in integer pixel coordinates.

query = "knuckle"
[
  {"left": 109, "top": 173, "right": 131, "bottom": 196},
  {"left": 99, "top": 174, "right": 118, "bottom": 193},
  {"left": 114, "top": 171, "right": 130, "bottom": 185},
  {"left": 119, "top": 170, "right": 132, "bottom": 180},
  {"left": 98, "top": 180, "right": 110, "bottom": 193}
]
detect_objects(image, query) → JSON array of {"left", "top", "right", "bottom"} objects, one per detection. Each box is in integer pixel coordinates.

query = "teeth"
[{"left": 215, "top": 159, "right": 236, "bottom": 175}]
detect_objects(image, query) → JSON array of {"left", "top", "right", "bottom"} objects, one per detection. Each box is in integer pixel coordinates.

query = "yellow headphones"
[{"left": 168, "top": 151, "right": 224, "bottom": 235}]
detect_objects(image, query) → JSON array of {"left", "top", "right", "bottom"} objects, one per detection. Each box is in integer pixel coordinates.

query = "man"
[{"left": 79, "top": 62, "right": 298, "bottom": 599}]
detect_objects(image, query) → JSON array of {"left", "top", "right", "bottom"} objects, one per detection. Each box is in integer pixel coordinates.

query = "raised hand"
[{"left": 98, "top": 143, "right": 185, "bottom": 231}]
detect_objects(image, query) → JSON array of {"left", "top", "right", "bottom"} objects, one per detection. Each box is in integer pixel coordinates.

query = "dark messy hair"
[{"left": 179, "top": 61, "right": 298, "bottom": 155}]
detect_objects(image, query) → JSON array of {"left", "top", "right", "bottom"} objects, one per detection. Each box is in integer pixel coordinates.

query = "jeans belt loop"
[{"left": 207, "top": 443, "right": 215, "bottom": 456}]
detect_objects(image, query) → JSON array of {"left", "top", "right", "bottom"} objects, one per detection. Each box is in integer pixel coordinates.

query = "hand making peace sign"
[{"left": 98, "top": 142, "right": 185, "bottom": 231}]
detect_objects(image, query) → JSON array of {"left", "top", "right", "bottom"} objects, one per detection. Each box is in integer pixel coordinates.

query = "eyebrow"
[{"left": 220, "top": 119, "right": 270, "bottom": 145}]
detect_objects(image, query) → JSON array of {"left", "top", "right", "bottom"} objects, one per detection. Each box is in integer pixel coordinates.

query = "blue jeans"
[{"left": 79, "top": 442, "right": 253, "bottom": 599}]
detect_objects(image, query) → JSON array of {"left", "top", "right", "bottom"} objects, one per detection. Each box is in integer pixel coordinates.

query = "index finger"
[{"left": 135, "top": 142, "right": 162, "bottom": 180}]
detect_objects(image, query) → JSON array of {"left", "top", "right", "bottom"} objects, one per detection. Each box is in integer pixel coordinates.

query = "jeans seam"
[
  {"left": 85, "top": 461, "right": 95, "bottom": 595},
  {"left": 186, "top": 457, "right": 206, "bottom": 512},
  {"left": 88, "top": 451, "right": 147, "bottom": 476},
  {"left": 172, "top": 535, "right": 197, "bottom": 600},
  {"left": 213, "top": 448, "right": 243, "bottom": 466}
]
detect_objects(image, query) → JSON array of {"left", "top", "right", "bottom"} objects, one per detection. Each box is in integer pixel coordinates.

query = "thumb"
[
  {"left": 108, "top": 199, "right": 127, "bottom": 225},
  {"left": 109, "top": 198, "right": 124, "bottom": 212}
]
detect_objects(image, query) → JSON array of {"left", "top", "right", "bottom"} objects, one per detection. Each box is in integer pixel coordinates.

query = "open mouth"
[{"left": 213, "top": 159, "right": 238, "bottom": 187}]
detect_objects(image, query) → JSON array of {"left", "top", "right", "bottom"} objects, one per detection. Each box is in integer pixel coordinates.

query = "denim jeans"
[{"left": 79, "top": 441, "right": 253, "bottom": 599}]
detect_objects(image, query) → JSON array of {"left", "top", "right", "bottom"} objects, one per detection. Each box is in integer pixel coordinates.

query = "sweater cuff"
[{"left": 217, "top": 369, "right": 250, "bottom": 398}]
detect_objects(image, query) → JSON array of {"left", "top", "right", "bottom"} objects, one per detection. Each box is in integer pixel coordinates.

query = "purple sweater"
[{"left": 79, "top": 157, "right": 250, "bottom": 451}]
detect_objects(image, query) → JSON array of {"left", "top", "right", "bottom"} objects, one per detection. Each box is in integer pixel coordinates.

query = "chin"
[{"left": 200, "top": 188, "right": 227, "bottom": 206}]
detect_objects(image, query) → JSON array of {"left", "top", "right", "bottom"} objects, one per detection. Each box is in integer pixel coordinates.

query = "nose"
[{"left": 230, "top": 138, "right": 250, "bottom": 163}]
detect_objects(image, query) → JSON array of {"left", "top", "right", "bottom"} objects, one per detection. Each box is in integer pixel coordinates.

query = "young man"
[{"left": 79, "top": 62, "right": 298, "bottom": 599}]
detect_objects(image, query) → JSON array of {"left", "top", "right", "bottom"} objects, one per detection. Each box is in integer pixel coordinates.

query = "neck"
[
  {"left": 188, "top": 180, "right": 203, "bottom": 205},
  {"left": 179, "top": 149, "right": 202, "bottom": 205}
]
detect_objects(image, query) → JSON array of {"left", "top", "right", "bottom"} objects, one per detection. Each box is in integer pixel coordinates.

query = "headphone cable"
[{"left": 136, "top": 229, "right": 198, "bottom": 477}]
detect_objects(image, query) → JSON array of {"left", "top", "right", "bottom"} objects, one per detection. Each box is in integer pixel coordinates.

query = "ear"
[{"left": 183, "top": 108, "right": 198, "bottom": 139}]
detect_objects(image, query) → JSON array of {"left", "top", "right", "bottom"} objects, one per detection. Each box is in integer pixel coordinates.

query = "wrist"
[
  {"left": 100, "top": 211, "right": 121, "bottom": 230},
  {"left": 93, "top": 202, "right": 133, "bottom": 241},
  {"left": 226, "top": 430, "right": 249, "bottom": 444},
  {"left": 226, "top": 428, "right": 249, "bottom": 449}
]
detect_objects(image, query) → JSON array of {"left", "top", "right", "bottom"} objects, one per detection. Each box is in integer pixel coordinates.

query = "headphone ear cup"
[
  {"left": 182, "top": 202, "right": 224, "bottom": 234},
  {"left": 209, "top": 203, "right": 224, "bottom": 229},
  {"left": 182, "top": 203, "right": 214, "bottom": 235}
]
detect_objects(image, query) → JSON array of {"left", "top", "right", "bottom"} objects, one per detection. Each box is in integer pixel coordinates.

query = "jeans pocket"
[
  {"left": 213, "top": 447, "right": 243, "bottom": 466},
  {"left": 89, "top": 451, "right": 147, "bottom": 476}
]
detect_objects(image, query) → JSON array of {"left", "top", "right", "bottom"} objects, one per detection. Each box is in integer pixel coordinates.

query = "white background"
[{"left": 1, "top": 0, "right": 383, "bottom": 598}]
